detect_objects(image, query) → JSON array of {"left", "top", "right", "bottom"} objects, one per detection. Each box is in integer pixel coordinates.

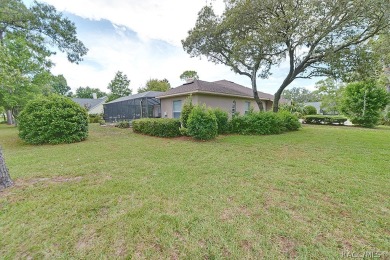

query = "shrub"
[
  {"left": 230, "top": 111, "right": 300, "bottom": 135},
  {"left": 303, "top": 105, "right": 317, "bottom": 115},
  {"left": 279, "top": 103, "right": 304, "bottom": 118},
  {"left": 180, "top": 95, "right": 194, "bottom": 128},
  {"left": 230, "top": 112, "right": 283, "bottom": 135},
  {"left": 115, "top": 121, "right": 130, "bottom": 128},
  {"left": 212, "top": 108, "right": 229, "bottom": 134},
  {"left": 278, "top": 111, "right": 301, "bottom": 131},
  {"left": 18, "top": 95, "right": 88, "bottom": 144},
  {"left": 340, "top": 80, "right": 390, "bottom": 127},
  {"left": 187, "top": 105, "right": 218, "bottom": 140},
  {"left": 179, "top": 126, "right": 189, "bottom": 136},
  {"left": 303, "top": 115, "right": 348, "bottom": 125},
  {"left": 89, "top": 113, "right": 102, "bottom": 123},
  {"left": 132, "top": 118, "right": 181, "bottom": 137}
]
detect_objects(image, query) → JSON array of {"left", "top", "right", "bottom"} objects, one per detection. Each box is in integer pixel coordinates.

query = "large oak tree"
[
  {"left": 0, "top": 0, "right": 88, "bottom": 123},
  {"left": 183, "top": 0, "right": 390, "bottom": 111}
]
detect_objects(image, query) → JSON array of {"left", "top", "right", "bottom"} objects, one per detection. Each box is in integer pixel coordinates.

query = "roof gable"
[
  {"left": 71, "top": 97, "right": 107, "bottom": 111},
  {"left": 157, "top": 79, "right": 274, "bottom": 100}
]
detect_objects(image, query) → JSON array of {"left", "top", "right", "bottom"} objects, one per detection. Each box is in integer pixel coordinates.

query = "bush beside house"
[
  {"left": 187, "top": 105, "right": 218, "bottom": 140},
  {"left": 133, "top": 106, "right": 301, "bottom": 140},
  {"left": 132, "top": 118, "right": 181, "bottom": 137}
]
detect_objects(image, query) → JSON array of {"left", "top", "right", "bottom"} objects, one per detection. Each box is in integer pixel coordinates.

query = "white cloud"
[{"left": 37, "top": 0, "right": 226, "bottom": 45}]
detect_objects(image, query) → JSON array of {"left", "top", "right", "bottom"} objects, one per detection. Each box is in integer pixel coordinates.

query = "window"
[
  {"left": 232, "top": 100, "right": 236, "bottom": 115},
  {"left": 173, "top": 100, "right": 182, "bottom": 118},
  {"left": 244, "top": 101, "right": 251, "bottom": 114}
]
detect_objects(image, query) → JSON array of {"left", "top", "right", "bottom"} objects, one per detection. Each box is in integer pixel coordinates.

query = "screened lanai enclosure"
[{"left": 103, "top": 91, "right": 163, "bottom": 123}]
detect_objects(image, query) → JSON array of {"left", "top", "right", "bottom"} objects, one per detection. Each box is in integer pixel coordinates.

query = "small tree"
[
  {"left": 51, "top": 74, "right": 71, "bottom": 96},
  {"left": 314, "top": 78, "right": 344, "bottom": 115},
  {"left": 75, "top": 86, "right": 107, "bottom": 98},
  {"left": 137, "top": 78, "right": 171, "bottom": 93},
  {"left": 180, "top": 70, "right": 199, "bottom": 81},
  {"left": 107, "top": 71, "right": 132, "bottom": 101},
  {"left": 340, "top": 81, "right": 390, "bottom": 127},
  {"left": 0, "top": 147, "right": 13, "bottom": 191}
]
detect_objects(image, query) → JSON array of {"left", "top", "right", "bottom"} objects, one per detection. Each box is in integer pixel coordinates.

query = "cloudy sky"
[{"left": 24, "top": 0, "right": 320, "bottom": 95}]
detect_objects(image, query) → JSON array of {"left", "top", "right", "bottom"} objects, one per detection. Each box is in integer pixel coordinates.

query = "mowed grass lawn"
[{"left": 0, "top": 124, "right": 389, "bottom": 259}]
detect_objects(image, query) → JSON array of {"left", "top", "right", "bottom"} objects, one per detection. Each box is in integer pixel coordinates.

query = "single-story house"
[
  {"left": 304, "top": 102, "right": 323, "bottom": 115},
  {"left": 157, "top": 79, "right": 279, "bottom": 118},
  {"left": 71, "top": 96, "right": 107, "bottom": 114},
  {"left": 103, "top": 91, "right": 163, "bottom": 123}
]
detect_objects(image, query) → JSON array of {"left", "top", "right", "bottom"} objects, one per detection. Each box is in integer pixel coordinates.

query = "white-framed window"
[
  {"left": 173, "top": 100, "right": 182, "bottom": 118},
  {"left": 244, "top": 101, "right": 251, "bottom": 114}
]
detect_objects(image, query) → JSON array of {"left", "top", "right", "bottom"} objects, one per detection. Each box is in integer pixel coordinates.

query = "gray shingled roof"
[
  {"left": 157, "top": 80, "right": 274, "bottom": 100},
  {"left": 71, "top": 97, "right": 107, "bottom": 111},
  {"left": 105, "top": 91, "right": 164, "bottom": 104}
]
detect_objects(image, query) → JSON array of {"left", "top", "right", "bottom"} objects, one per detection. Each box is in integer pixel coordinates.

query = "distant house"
[
  {"left": 304, "top": 101, "right": 339, "bottom": 115},
  {"left": 103, "top": 91, "right": 163, "bottom": 123},
  {"left": 304, "top": 102, "right": 323, "bottom": 115},
  {"left": 71, "top": 96, "right": 107, "bottom": 114},
  {"left": 157, "top": 79, "right": 280, "bottom": 118}
]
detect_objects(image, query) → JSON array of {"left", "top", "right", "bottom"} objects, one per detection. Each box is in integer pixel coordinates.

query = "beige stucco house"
[{"left": 158, "top": 79, "right": 277, "bottom": 118}]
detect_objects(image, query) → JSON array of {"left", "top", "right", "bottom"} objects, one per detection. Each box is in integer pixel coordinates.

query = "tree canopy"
[
  {"left": 107, "top": 71, "right": 131, "bottom": 101},
  {"left": 0, "top": 0, "right": 88, "bottom": 63},
  {"left": 180, "top": 70, "right": 199, "bottom": 81},
  {"left": 75, "top": 86, "right": 106, "bottom": 99},
  {"left": 51, "top": 74, "right": 71, "bottom": 96},
  {"left": 282, "top": 87, "right": 321, "bottom": 104},
  {"left": 183, "top": 0, "right": 390, "bottom": 111},
  {"left": 0, "top": 0, "right": 88, "bottom": 123},
  {"left": 137, "top": 79, "right": 171, "bottom": 93}
]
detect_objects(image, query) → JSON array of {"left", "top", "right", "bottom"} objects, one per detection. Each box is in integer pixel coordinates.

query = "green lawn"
[{"left": 0, "top": 124, "right": 389, "bottom": 259}]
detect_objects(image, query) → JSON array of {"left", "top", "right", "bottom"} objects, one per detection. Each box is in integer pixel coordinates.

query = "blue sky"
[{"left": 23, "top": 0, "right": 321, "bottom": 94}]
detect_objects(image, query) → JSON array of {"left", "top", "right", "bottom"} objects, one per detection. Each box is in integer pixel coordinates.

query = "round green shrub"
[
  {"left": 212, "top": 108, "right": 229, "bottom": 134},
  {"left": 18, "top": 95, "right": 88, "bottom": 144},
  {"left": 187, "top": 105, "right": 218, "bottom": 140},
  {"left": 277, "top": 111, "right": 301, "bottom": 131},
  {"left": 303, "top": 105, "right": 317, "bottom": 115}
]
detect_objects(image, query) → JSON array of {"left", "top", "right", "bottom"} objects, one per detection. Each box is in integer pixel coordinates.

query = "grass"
[{"left": 0, "top": 124, "right": 389, "bottom": 259}]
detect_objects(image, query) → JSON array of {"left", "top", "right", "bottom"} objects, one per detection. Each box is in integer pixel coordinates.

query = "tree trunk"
[
  {"left": 251, "top": 72, "right": 264, "bottom": 111},
  {"left": 6, "top": 110, "right": 14, "bottom": 125},
  {"left": 0, "top": 147, "right": 13, "bottom": 191},
  {"left": 273, "top": 89, "right": 284, "bottom": 112}
]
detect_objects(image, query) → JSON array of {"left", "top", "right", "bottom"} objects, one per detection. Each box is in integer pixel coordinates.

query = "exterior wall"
[
  {"left": 89, "top": 104, "right": 104, "bottom": 114},
  {"left": 160, "top": 93, "right": 273, "bottom": 119}
]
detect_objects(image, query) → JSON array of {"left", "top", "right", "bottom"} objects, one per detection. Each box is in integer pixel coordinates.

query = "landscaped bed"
[{"left": 0, "top": 124, "right": 389, "bottom": 258}]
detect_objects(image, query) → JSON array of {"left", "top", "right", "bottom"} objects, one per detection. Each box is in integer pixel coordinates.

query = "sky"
[{"left": 23, "top": 0, "right": 320, "bottom": 95}]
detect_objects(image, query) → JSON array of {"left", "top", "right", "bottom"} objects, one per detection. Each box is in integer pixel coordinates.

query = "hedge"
[
  {"left": 212, "top": 108, "right": 229, "bottom": 134},
  {"left": 132, "top": 118, "right": 181, "bottom": 137},
  {"left": 230, "top": 111, "right": 300, "bottom": 135},
  {"left": 303, "top": 115, "right": 348, "bottom": 125}
]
